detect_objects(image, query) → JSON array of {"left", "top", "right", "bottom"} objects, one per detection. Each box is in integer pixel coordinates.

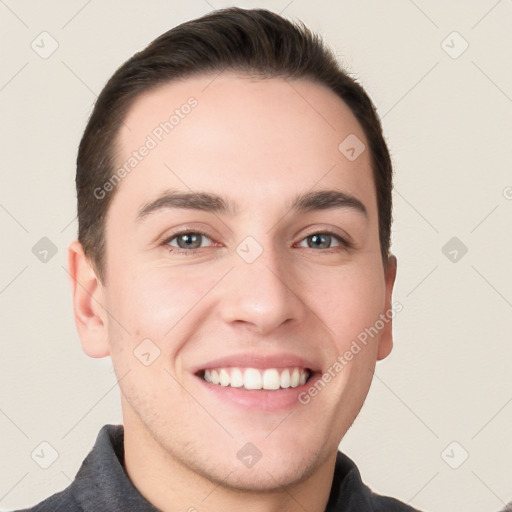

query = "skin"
[{"left": 68, "top": 72, "right": 397, "bottom": 512}]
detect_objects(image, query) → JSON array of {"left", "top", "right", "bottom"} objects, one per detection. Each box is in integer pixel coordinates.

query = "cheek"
[
  {"left": 306, "top": 262, "right": 386, "bottom": 349},
  {"left": 306, "top": 265, "right": 385, "bottom": 425},
  {"left": 106, "top": 263, "right": 206, "bottom": 335},
  {"left": 104, "top": 264, "right": 224, "bottom": 373},
  {"left": 103, "top": 268, "right": 204, "bottom": 415}
]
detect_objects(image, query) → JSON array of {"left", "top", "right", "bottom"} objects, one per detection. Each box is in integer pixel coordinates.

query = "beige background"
[{"left": 1, "top": 1, "right": 511, "bottom": 510}]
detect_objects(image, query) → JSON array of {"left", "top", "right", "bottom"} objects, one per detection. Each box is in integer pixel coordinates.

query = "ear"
[
  {"left": 67, "top": 240, "right": 110, "bottom": 358},
  {"left": 377, "top": 254, "right": 397, "bottom": 361}
]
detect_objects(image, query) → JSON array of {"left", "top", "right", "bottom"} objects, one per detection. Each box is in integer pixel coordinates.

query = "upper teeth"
[{"left": 203, "top": 367, "right": 309, "bottom": 390}]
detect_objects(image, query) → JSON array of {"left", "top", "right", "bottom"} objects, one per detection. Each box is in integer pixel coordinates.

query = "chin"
[
  {"left": 191, "top": 443, "right": 321, "bottom": 493},
  {"left": 217, "top": 459, "right": 314, "bottom": 492}
]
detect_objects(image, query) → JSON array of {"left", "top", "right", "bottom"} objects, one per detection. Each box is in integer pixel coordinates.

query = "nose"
[{"left": 218, "top": 240, "right": 306, "bottom": 336}]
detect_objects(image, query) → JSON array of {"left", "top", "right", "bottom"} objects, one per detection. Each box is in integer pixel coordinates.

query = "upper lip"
[{"left": 192, "top": 352, "right": 320, "bottom": 375}]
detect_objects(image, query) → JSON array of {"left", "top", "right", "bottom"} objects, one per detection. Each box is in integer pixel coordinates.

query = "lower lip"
[{"left": 195, "top": 372, "right": 322, "bottom": 412}]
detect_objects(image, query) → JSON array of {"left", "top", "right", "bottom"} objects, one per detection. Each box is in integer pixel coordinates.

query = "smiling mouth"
[{"left": 196, "top": 366, "right": 313, "bottom": 390}]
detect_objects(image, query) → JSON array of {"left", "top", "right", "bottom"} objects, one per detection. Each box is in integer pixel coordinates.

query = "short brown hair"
[{"left": 76, "top": 7, "right": 393, "bottom": 283}]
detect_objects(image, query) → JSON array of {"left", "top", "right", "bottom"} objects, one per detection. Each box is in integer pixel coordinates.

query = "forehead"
[{"left": 109, "top": 72, "right": 375, "bottom": 221}]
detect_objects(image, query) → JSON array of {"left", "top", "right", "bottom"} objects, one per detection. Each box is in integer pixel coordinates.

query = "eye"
[
  {"left": 164, "top": 230, "right": 213, "bottom": 253},
  {"left": 298, "top": 231, "right": 350, "bottom": 250},
  {"left": 162, "top": 229, "right": 351, "bottom": 255}
]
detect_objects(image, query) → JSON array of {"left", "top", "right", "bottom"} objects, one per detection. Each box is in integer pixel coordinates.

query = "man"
[{"left": 16, "top": 7, "right": 421, "bottom": 512}]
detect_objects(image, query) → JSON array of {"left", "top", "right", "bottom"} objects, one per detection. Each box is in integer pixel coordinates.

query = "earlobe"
[
  {"left": 68, "top": 240, "right": 110, "bottom": 358},
  {"left": 377, "top": 254, "right": 397, "bottom": 361}
]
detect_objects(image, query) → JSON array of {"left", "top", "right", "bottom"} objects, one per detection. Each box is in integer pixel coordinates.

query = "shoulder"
[
  {"left": 11, "top": 424, "right": 122, "bottom": 512},
  {"left": 368, "top": 493, "right": 422, "bottom": 512},
  {"left": 329, "top": 450, "right": 423, "bottom": 512}
]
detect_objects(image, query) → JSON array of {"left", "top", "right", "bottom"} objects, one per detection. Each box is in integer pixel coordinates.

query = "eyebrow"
[{"left": 135, "top": 188, "right": 368, "bottom": 221}]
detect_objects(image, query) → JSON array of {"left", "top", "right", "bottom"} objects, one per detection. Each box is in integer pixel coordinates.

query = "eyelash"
[{"left": 162, "top": 229, "right": 353, "bottom": 255}]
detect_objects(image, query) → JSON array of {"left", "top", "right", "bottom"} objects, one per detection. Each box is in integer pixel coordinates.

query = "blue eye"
[
  {"left": 162, "top": 230, "right": 351, "bottom": 255},
  {"left": 299, "top": 232, "right": 347, "bottom": 250},
  {"left": 165, "top": 231, "right": 212, "bottom": 253}
]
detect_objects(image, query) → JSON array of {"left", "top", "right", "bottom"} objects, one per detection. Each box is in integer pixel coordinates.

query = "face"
[{"left": 72, "top": 72, "right": 396, "bottom": 492}]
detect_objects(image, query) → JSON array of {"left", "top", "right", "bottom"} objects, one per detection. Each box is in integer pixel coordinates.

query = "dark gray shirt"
[{"left": 14, "top": 424, "right": 421, "bottom": 511}]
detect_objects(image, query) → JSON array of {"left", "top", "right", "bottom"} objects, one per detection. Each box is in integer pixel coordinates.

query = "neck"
[{"left": 123, "top": 412, "right": 336, "bottom": 512}]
